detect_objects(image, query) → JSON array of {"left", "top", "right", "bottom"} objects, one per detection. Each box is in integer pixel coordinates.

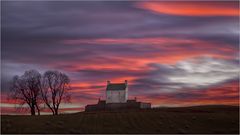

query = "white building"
[{"left": 106, "top": 80, "right": 128, "bottom": 103}]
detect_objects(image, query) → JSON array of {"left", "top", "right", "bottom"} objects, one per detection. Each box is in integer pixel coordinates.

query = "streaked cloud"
[
  {"left": 136, "top": 1, "right": 239, "bottom": 16},
  {"left": 1, "top": 1, "right": 239, "bottom": 114},
  {"left": 168, "top": 56, "right": 239, "bottom": 87}
]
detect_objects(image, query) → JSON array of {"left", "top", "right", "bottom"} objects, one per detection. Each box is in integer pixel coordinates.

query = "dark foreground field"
[{"left": 1, "top": 105, "right": 239, "bottom": 134}]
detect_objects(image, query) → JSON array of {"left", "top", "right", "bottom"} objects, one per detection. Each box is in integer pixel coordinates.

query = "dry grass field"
[{"left": 1, "top": 105, "right": 239, "bottom": 134}]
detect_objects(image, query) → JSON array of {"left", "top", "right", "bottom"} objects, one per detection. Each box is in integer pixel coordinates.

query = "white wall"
[{"left": 106, "top": 90, "right": 127, "bottom": 103}]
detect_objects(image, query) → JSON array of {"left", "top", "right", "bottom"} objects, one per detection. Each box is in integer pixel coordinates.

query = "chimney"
[
  {"left": 107, "top": 80, "right": 110, "bottom": 85},
  {"left": 125, "top": 80, "right": 128, "bottom": 85}
]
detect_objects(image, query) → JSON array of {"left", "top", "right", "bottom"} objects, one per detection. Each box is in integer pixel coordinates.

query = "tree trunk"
[
  {"left": 51, "top": 108, "right": 56, "bottom": 115},
  {"left": 31, "top": 107, "right": 36, "bottom": 115},
  {"left": 36, "top": 105, "right": 40, "bottom": 115},
  {"left": 54, "top": 108, "right": 58, "bottom": 115}
]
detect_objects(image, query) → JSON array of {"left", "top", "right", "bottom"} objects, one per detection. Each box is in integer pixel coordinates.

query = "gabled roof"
[{"left": 106, "top": 83, "right": 127, "bottom": 91}]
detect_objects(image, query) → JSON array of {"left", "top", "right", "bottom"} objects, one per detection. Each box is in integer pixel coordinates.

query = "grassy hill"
[{"left": 1, "top": 105, "right": 239, "bottom": 134}]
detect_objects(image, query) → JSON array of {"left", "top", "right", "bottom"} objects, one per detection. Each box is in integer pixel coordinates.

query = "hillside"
[{"left": 1, "top": 105, "right": 239, "bottom": 134}]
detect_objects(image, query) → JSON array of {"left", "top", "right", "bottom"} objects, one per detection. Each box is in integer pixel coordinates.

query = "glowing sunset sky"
[{"left": 1, "top": 1, "right": 239, "bottom": 114}]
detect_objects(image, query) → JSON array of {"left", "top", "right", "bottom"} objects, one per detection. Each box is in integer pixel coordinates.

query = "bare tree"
[
  {"left": 41, "top": 70, "right": 71, "bottom": 115},
  {"left": 10, "top": 70, "right": 42, "bottom": 115}
]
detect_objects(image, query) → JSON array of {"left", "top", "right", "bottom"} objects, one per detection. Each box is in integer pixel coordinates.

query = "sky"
[{"left": 1, "top": 1, "right": 239, "bottom": 114}]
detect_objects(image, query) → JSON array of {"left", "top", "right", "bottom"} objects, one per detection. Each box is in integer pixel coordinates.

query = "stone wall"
[{"left": 85, "top": 99, "right": 151, "bottom": 112}]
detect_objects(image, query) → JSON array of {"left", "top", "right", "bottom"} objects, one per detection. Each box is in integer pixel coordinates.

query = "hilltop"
[{"left": 1, "top": 105, "right": 239, "bottom": 134}]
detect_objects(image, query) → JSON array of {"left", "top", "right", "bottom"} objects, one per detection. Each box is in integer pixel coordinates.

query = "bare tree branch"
[
  {"left": 9, "top": 70, "right": 42, "bottom": 115},
  {"left": 41, "top": 70, "right": 71, "bottom": 115}
]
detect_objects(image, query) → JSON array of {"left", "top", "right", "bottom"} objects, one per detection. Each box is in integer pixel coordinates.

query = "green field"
[{"left": 1, "top": 105, "right": 239, "bottom": 134}]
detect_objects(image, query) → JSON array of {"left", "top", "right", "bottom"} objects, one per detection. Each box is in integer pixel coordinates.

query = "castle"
[{"left": 85, "top": 80, "right": 151, "bottom": 111}]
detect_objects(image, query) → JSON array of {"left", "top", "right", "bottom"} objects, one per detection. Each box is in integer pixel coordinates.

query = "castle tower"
[{"left": 106, "top": 80, "right": 128, "bottom": 104}]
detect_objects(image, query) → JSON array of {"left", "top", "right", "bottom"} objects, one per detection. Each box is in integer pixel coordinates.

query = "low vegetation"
[{"left": 1, "top": 105, "right": 239, "bottom": 134}]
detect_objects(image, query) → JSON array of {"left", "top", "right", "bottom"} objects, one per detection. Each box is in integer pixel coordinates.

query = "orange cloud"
[
  {"left": 136, "top": 2, "right": 239, "bottom": 16},
  {"left": 63, "top": 37, "right": 199, "bottom": 46},
  {"left": 62, "top": 37, "right": 235, "bottom": 67},
  {"left": 70, "top": 76, "right": 137, "bottom": 93}
]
